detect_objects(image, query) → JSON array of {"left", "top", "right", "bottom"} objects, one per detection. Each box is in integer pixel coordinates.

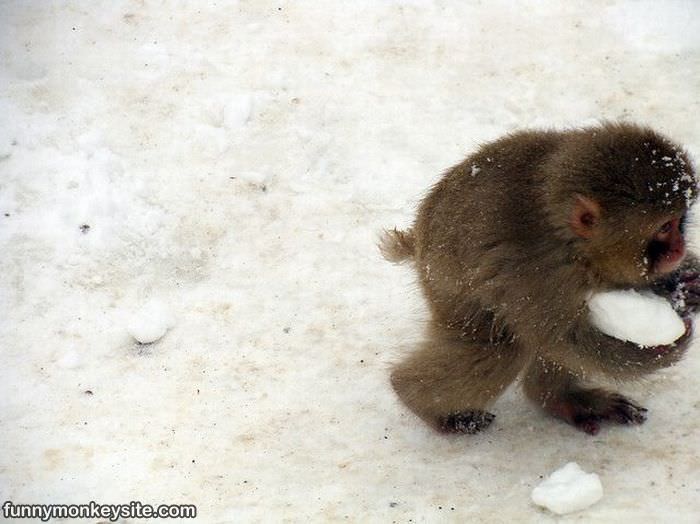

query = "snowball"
[
  {"left": 588, "top": 289, "right": 685, "bottom": 346},
  {"left": 127, "top": 300, "right": 175, "bottom": 344},
  {"left": 57, "top": 350, "right": 82, "bottom": 369},
  {"left": 532, "top": 462, "right": 603, "bottom": 515},
  {"left": 222, "top": 94, "right": 252, "bottom": 129}
]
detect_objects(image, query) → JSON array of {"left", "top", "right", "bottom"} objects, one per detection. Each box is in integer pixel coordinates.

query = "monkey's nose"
[{"left": 656, "top": 245, "right": 686, "bottom": 274}]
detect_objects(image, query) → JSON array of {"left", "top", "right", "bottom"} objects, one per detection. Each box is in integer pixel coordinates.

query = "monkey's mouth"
[{"left": 652, "top": 243, "right": 686, "bottom": 275}]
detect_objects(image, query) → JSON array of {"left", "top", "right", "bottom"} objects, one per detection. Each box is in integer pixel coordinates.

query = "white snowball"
[
  {"left": 223, "top": 94, "right": 252, "bottom": 129},
  {"left": 127, "top": 300, "right": 175, "bottom": 344},
  {"left": 57, "top": 350, "right": 82, "bottom": 369},
  {"left": 588, "top": 289, "right": 685, "bottom": 346},
  {"left": 532, "top": 462, "right": 603, "bottom": 515}
]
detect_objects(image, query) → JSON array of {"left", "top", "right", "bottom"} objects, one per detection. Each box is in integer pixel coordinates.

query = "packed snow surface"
[
  {"left": 588, "top": 290, "right": 685, "bottom": 346},
  {"left": 2, "top": 1, "right": 700, "bottom": 522},
  {"left": 531, "top": 462, "right": 604, "bottom": 515}
]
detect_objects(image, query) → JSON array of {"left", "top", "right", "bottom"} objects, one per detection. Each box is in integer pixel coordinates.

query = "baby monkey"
[{"left": 382, "top": 123, "right": 700, "bottom": 435}]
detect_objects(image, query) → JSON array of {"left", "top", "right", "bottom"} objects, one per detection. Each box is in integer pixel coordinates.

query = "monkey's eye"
[
  {"left": 654, "top": 219, "right": 678, "bottom": 242},
  {"left": 659, "top": 221, "right": 673, "bottom": 234}
]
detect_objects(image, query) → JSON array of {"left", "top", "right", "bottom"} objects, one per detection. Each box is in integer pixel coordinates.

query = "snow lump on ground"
[
  {"left": 127, "top": 300, "right": 175, "bottom": 344},
  {"left": 532, "top": 462, "right": 604, "bottom": 515}
]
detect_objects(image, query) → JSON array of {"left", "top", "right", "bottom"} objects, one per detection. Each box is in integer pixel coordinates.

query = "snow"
[
  {"left": 531, "top": 462, "right": 604, "bottom": 515},
  {"left": 588, "top": 290, "right": 686, "bottom": 346},
  {"left": 1, "top": 1, "right": 700, "bottom": 522},
  {"left": 127, "top": 300, "right": 175, "bottom": 345},
  {"left": 56, "top": 350, "right": 83, "bottom": 370}
]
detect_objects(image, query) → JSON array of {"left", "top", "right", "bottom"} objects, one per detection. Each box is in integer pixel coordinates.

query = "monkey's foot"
[
  {"left": 550, "top": 391, "right": 647, "bottom": 435},
  {"left": 439, "top": 410, "right": 495, "bottom": 434}
]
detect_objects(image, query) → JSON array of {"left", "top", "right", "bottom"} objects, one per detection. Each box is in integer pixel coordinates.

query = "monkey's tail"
[{"left": 379, "top": 228, "right": 415, "bottom": 263}]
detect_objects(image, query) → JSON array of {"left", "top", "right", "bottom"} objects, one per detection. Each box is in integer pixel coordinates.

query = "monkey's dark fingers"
[
  {"left": 562, "top": 390, "right": 647, "bottom": 435},
  {"left": 684, "top": 281, "right": 700, "bottom": 293},
  {"left": 674, "top": 285, "right": 700, "bottom": 309},
  {"left": 605, "top": 395, "right": 648, "bottom": 425},
  {"left": 679, "top": 271, "right": 700, "bottom": 283},
  {"left": 440, "top": 410, "right": 495, "bottom": 434},
  {"left": 683, "top": 283, "right": 700, "bottom": 299},
  {"left": 608, "top": 395, "right": 648, "bottom": 413},
  {"left": 679, "top": 275, "right": 700, "bottom": 292},
  {"left": 681, "top": 289, "right": 700, "bottom": 307},
  {"left": 681, "top": 282, "right": 700, "bottom": 295}
]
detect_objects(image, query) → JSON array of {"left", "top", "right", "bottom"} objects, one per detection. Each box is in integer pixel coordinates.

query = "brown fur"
[
  {"left": 379, "top": 228, "right": 415, "bottom": 263},
  {"left": 384, "top": 122, "right": 699, "bottom": 435}
]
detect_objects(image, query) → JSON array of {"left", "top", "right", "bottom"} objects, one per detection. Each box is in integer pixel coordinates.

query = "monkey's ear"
[{"left": 570, "top": 195, "right": 601, "bottom": 239}]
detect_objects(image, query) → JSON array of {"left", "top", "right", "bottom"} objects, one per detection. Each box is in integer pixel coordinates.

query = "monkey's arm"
[{"left": 565, "top": 314, "right": 692, "bottom": 379}]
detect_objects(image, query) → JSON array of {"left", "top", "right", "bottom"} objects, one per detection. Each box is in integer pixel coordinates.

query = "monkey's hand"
[
  {"left": 671, "top": 270, "right": 700, "bottom": 314},
  {"left": 652, "top": 254, "right": 700, "bottom": 315}
]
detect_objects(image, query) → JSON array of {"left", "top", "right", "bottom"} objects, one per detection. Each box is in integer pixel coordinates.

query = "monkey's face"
[
  {"left": 645, "top": 213, "right": 687, "bottom": 275},
  {"left": 571, "top": 196, "right": 692, "bottom": 286},
  {"left": 558, "top": 123, "right": 699, "bottom": 286}
]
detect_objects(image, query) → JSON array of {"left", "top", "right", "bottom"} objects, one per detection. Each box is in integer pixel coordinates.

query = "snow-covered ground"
[{"left": 1, "top": 1, "right": 699, "bottom": 522}]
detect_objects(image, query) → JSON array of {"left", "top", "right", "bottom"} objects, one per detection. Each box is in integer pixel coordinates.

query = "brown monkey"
[{"left": 382, "top": 122, "right": 700, "bottom": 435}]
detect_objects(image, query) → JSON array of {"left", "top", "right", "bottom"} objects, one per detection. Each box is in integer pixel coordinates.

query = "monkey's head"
[{"left": 547, "top": 123, "right": 698, "bottom": 287}]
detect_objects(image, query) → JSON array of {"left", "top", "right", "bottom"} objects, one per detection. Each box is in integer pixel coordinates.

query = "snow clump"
[
  {"left": 588, "top": 289, "right": 685, "bottom": 346},
  {"left": 531, "top": 462, "right": 603, "bottom": 515}
]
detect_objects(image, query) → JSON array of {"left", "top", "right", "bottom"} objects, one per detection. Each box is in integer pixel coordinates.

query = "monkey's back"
[{"left": 413, "top": 130, "right": 564, "bottom": 330}]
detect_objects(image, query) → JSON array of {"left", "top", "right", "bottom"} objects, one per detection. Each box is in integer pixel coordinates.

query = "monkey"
[{"left": 381, "top": 122, "right": 700, "bottom": 435}]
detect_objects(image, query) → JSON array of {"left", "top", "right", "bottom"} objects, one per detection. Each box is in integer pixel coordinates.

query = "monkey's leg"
[
  {"left": 523, "top": 357, "right": 647, "bottom": 435},
  {"left": 390, "top": 324, "right": 525, "bottom": 434}
]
